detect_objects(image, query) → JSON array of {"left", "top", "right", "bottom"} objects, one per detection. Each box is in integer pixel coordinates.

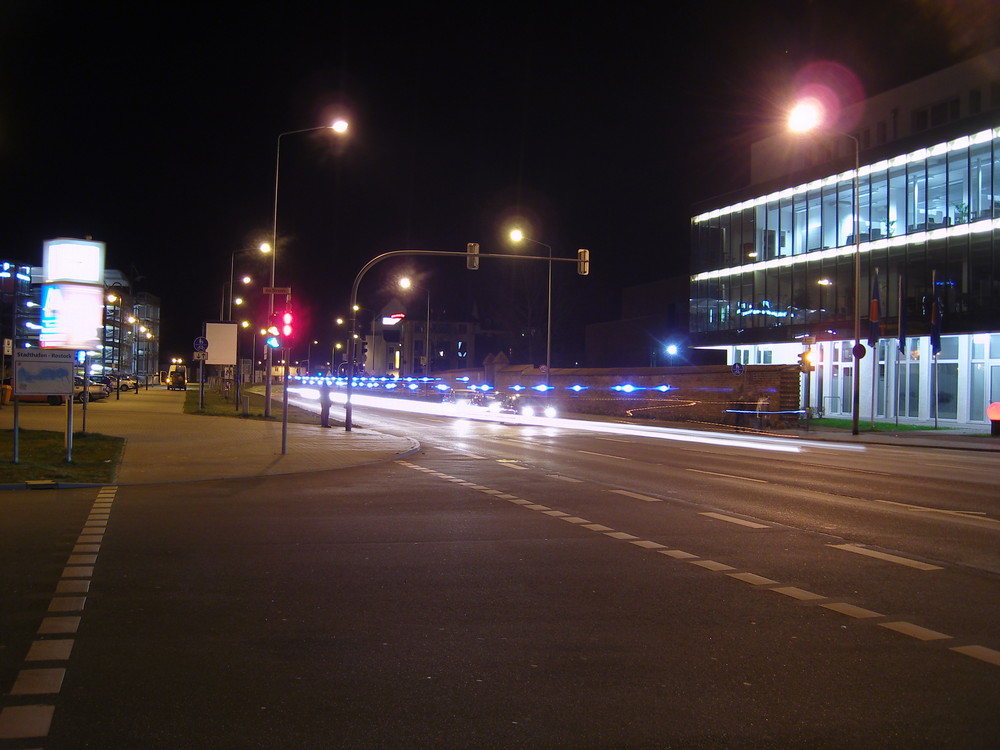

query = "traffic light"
[
  {"left": 466, "top": 242, "right": 480, "bottom": 270},
  {"left": 577, "top": 248, "right": 590, "bottom": 276},
  {"left": 265, "top": 323, "right": 281, "bottom": 348},
  {"left": 281, "top": 310, "right": 293, "bottom": 339},
  {"left": 798, "top": 349, "right": 815, "bottom": 373}
]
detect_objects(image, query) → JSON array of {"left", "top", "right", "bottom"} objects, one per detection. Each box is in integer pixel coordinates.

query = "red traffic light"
[{"left": 281, "top": 311, "right": 293, "bottom": 337}]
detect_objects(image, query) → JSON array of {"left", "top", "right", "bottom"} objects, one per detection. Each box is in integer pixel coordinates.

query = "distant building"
[
  {"left": 0, "top": 263, "right": 160, "bottom": 382},
  {"left": 690, "top": 49, "right": 1000, "bottom": 426}
]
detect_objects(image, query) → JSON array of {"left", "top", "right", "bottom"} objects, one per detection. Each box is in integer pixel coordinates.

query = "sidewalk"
[{"left": 0, "top": 387, "right": 420, "bottom": 486}]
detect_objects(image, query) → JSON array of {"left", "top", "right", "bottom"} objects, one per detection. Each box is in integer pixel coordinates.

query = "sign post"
[{"left": 12, "top": 349, "right": 76, "bottom": 463}]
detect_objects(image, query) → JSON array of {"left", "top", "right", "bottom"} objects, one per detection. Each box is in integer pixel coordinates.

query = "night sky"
[{"left": 2, "top": 1, "right": 996, "bottom": 362}]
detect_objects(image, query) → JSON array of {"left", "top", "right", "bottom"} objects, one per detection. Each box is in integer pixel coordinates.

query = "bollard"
[
  {"left": 242, "top": 395, "right": 250, "bottom": 416},
  {"left": 988, "top": 402, "right": 1000, "bottom": 437}
]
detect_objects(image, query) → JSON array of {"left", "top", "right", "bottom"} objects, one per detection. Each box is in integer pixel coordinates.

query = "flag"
[
  {"left": 930, "top": 270, "right": 942, "bottom": 355},
  {"left": 868, "top": 267, "right": 881, "bottom": 348},
  {"left": 897, "top": 273, "right": 907, "bottom": 355}
]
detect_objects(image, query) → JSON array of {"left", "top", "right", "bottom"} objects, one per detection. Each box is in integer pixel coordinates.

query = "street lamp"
[
  {"left": 398, "top": 277, "right": 432, "bottom": 387},
  {"left": 509, "top": 228, "right": 553, "bottom": 387},
  {"left": 788, "top": 97, "right": 862, "bottom": 435},
  {"left": 265, "top": 119, "right": 350, "bottom": 418}
]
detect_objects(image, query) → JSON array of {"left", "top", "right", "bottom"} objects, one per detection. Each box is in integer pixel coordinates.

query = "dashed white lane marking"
[
  {"left": 727, "top": 572, "right": 779, "bottom": 586},
  {"left": 0, "top": 485, "right": 118, "bottom": 740},
  {"left": 10, "top": 668, "right": 65, "bottom": 695},
  {"left": 576, "top": 450, "right": 631, "bottom": 461},
  {"left": 771, "top": 586, "right": 826, "bottom": 601},
  {"left": 951, "top": 645, "right": 1000, "bottom": 667},
  {"left": 395, "top": 460, "right": 1000, "bottom": 671},
  {"left": 821, "top": 602, "right": 884, "bottom": 619},
  {"left": 700, "top": 512, "right": 770, "bottom": 529},
  {"left": 609, "top": 489, "right": 662, "bottom": 503},
  {"left": 497, "top": 461, "right": 529, "bottom": 470},
  {"left": 880, "top": 621, "right": 952, "bottom": 641},
  {"left": 685, "top": 468, "right": 768, "bottom": 483},
  {"left": 829, "top": 543, "right": 944, "bottom": 571},
  {"left": 0, "top": 705, "right": 55, "bottom": 740},
  {"left": 547, "top": 474, "right": 584, "bottom": 483}
]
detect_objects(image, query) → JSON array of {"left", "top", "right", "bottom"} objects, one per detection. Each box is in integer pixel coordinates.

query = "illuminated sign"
[
  {"left": 43, "top": 238, "right": 105, "bottom": 285},
  {"left": 39, "top": 283, "right": 104, "bottom": 349}
]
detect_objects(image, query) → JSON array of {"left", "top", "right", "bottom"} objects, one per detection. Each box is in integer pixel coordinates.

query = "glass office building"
[{"left": 690, "top": 50, "right": 1000, "bottom": 427}]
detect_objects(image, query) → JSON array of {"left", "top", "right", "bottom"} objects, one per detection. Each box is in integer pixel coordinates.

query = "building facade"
[{"left": 690, "top": 50, "right": 1000, "bottom": 427}]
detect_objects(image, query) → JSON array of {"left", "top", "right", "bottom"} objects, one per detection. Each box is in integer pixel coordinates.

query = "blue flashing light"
[
  {"left": 457, "top": 376, "right": 470, "bottom": 382},
  {"left": 656, "top": 385, "right": 672, "bottom": 392},
  {"left": 407, "top": 383, "right": 419, "bottom": 390},
  {"left": 510, "top": 385, "right": 525, "bottom": 392},
  {"left": 569, "top": 384, "right": 587, "bottom": 392},
  {"left": 384, "top": 382, "right": 397, "bottom": 389},
  {"left": 435, "top": 383, "right": 450, "bottom": 391},
  {"left": 532, "top": 384, "right": 551, "bottom": 392}
]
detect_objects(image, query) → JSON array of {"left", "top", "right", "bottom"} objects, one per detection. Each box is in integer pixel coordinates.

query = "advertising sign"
[
  {"left": 39, "top": 283, "right": 105, "bottom": 349},
  {"left": 43, "top": 238, "right": 105, "bottom": 285},
  {"left": 204, "top": 322, "right": 238, "bottom": 365}
]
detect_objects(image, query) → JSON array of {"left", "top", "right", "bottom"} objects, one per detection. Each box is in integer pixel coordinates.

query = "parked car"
[
  {"left": 3, "top": 378, "right": 65, "bottom": 405},
  {"left": 117, "top": 374, "right": 141, "bottom": 392},
  {"left": 74, "top": 376, "right": 109, "bottom": 402}
]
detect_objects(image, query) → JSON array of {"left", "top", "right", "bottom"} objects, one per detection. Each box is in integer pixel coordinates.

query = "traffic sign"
[
  {"left": 731, "top": 363, "right": 745, "bottom": 375},
  {"left": 263, "top": 287, "right": 292, "bottom": 295},
  {"left": 193, "top": 351, "right": 207, "bottom": 360},
  {"left": 193, "top": 336, "right": 209, "bottom": 352}
]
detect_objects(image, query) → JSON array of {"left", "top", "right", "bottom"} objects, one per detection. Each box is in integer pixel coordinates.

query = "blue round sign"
[
  {"left": 193, "top": 336, "right": 209, "bottom": 352},
  {"left": 731, "top": 363, "right": 745, "bottom": 375}
]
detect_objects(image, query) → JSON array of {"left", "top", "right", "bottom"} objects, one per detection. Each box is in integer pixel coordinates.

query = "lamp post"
[
  {"left": 265, "top": 119, "right": 349, "bottom": 417},
  {"left": 509, "top": 229, "right": 553, "bottom": 388},
  {"left": 788, "top": 98, "right": 863, "bottom": 435},
  {"left": 398, "top": 277, "right": 432, "bottom": 396}
]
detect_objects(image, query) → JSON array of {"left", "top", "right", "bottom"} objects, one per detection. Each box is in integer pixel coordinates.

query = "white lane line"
[
  {"left": 727, "top": 572, "right": 780, "bottom": 586},
  {"left": 609, "top": 489, "right": 662, "bottom": 502},
  {"left": 606, "top": 531, "right": 639, "bottom": 540},
  {"left": 829, "top": 543, "right": 943, "bottom": 571},
  {"left": 596, "top": 437, "right": 631, "bottom": 443},
  {"left": 772, "top": 586, "right": 826, "bottom": 601},
  {"left": 951, "top": 645, "right": 1000, "bottom": 667},
  {"left": 631, "top": 540, "right": 667, "bottom": 550},
  {"left": 55, "top": 580, "right": 89, "bottom": 594},
  {"left": 880, "top": 621, "right": 952, "bottom": 641},
  {"left": 583, "top": 523, "right": 613, "bottom": 532},
  {"left": 873, "top": 498, "right": 999, "bottom": 524},
  {"left": 37, "top": 617, "right": 80, "bottom": 635},
  {"left": 821, "top": 602, "right": 884, "bottom": 619},
  {"left": 659, "top": 549, "right": 698, "bottom": 560},
  {"left": 560, "top": 517, "right": 591, "bottom": 524},
  {"left": 700, "top": 512, "right": 770, "bottom": 529},
  {"left": 524, "top": 504, "right": 550, "bottom": 511},
  {"left": 686, "top": 468, "right": 768, "bottom": 483},
  {"left": 10, "top": 668, "right": 66, "bottom": 695},
  {"left": 26, "top": 640, "right": 74, "bottom": 662},
  {"left": 47, "top": 597, "right": 85, "bottom": 613},
  {"left": 577, "top": 450, "right": 631, "bottom": 461},
  {"left": 690, "top": 559, "right": 735, "bottom": 572},
  {"left": 0, "top": 705, "right": 55, "bottom": 739},
  {"left": 497, "top": 461, "right": 529, "bottom": 470},
  {"left": 547, "top": 474, "right": 584, "bottom": 483}
]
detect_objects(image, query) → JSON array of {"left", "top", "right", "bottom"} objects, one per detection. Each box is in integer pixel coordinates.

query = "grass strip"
[{"left": 0, "top": 429, "right": 125, "bottom": 484}]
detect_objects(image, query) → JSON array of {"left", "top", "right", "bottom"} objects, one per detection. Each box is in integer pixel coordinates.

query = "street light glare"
[
  {"left": 788, "top": 98, "right": 825, "bottom": 133},
  {"left": 510, "top": 228, "right": 524, "bottom": 243},
  {"left": 330, "top": 119, "right": 349, "bottom": 133},
  {"left": 259, "top": 243, "right": 272, "bottom": 254},
  {"left": 399, "top": 277, "right": 412, "bottom": 289}
]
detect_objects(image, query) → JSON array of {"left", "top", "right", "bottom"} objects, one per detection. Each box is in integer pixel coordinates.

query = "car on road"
[
  {"left": 488, "top": 391, "right": 558, "bottom": 419},
  {"left": 166, "top": 370, "right": 187, "bottom": 390},
  {"left": 117, "top": 374, "right": 141, "bottom": 392}
]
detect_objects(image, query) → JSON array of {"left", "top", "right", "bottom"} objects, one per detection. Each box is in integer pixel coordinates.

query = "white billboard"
[{"left": 204, "top": 322, "right": 238, "bottom": 365}]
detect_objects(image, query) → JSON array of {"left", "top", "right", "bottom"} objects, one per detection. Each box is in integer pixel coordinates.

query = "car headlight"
[{"left": 543, "top": 406, "right": 557, "bottom": 418}]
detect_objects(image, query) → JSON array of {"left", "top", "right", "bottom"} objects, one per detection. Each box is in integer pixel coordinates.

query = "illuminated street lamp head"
[
  {"left": 399, "top": 277, "right": 412, "bottom": 290},
  {"left": 510, "top": 228, "right": 525, "bottom": 243},
  {"left": 788, "top": 97, "right": 825, "bottom": 133},
  {"left": 259, "top": 243, "right": 272, "bottom": 254},
  {"left": 330, "top": 119, "right": 349, "bottom": 134}
]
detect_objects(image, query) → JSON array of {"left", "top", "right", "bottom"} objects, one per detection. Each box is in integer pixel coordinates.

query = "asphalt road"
[{"left": 2, "top": 405, "right": 999, "bottom": 748}]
